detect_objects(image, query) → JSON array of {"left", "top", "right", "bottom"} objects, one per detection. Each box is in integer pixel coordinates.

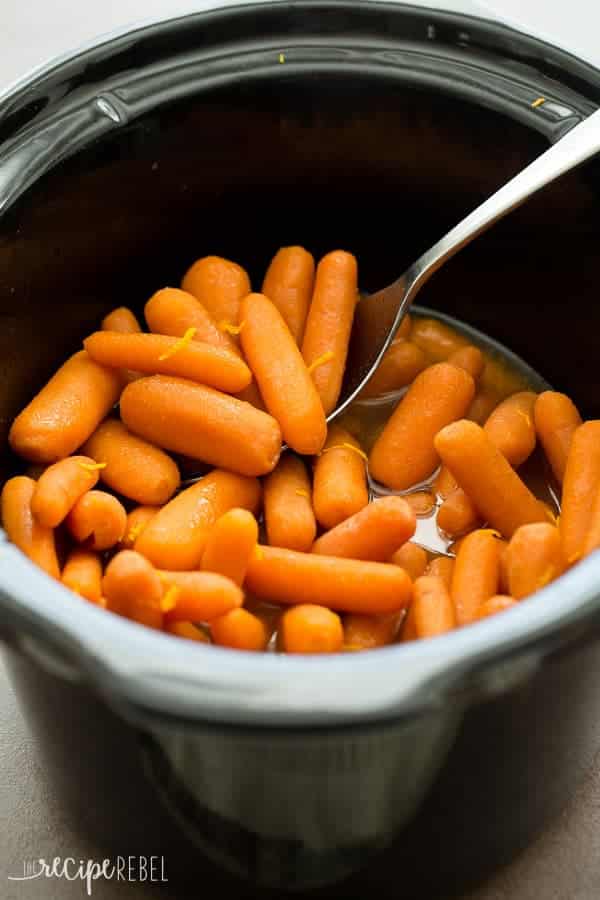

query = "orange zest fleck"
[
  {"left": 307, "top": 350, "right": 334, "bottom": 374},
  {"left": 531, "top": 97, "right": 546, "bottom": 108},
  {"left": 77, "top": 461, "right": 107, "bottom": 472},
  {"left": 295, "top": 489, "right": 309, "bottom": 498},
  {"left": 319, "top": 442, "right": 368, "bottom": 463},
  {"left": 160, "top": 585, "right": 180, "bottom": 613},
  {"left": 218, "top": 320, "right": 245, "bottom": 335},
  {"left": 158, "top": 327, "right": 196, "bottom": 360}
]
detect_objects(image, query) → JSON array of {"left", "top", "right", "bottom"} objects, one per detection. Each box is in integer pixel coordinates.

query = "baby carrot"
[
  {"left": 410, "top": 317, "right": 469, "bottom": 361},
  {"left": 9, "top": 351, "right": 121, "bottom": 463},
  {"left": 261, "top": 246, "right": 315, "bottom": 343},
  {"left": 181, "top": 255, "right": 251, "bottom": 329},
  {"left": 66, "top": 490, "right": 127, "bottom": 551},
  {"left": 31, "top": 455, "right": 101, "bottom": 528},
  {"left": 474, "top": 595, "right": 517, "bottom": 620},
  {"left": 434, "top": 466, "right": 458, "bottom": 500},
  {"left": 301, "top": 250, "right": 358, "bottom": 415},
  {"left": 120, "top": 505, "right": 160, "bottom": 550},
  {"left": 120, "top": 376, "right": 281, "bottom": 477},
  {"left": 343, "top": 613, "right": 400, "bottom": 650},
  {"left": 498, "top": 540, "right": 510, "bottom": 594},
  {"left": 312, "top": 425, "right": 369, "bottom": 530},
  {"left": 240, "top": 292, "right": 327, "bottom": 454},
  {"left": 102, "top": 550, "right": 163, "bottom": 629},
  {"left": 61, "top": 548, "right": 103, "bottom": 604},
  {"left": 404, "top": 491, "right": 435, "bottom": 517},
  {"left": 160, "top": 570, "right": 244, "bottom": 622},
  {"left": 369, "top": 363, "right": 475, "bottom": 490},
  {"left": 425, "top": 555, "right": 455, "bottom": 588},
  {"left": 483, "top": 391, "right": 537, "bottom": 467},
  {"left": 211, "top": 608, "right": 268, "bottom": 651},
  {"left": 135, "top": 469, "right": 260, "bottom": 570},
  {"left": 447, "top": 345, "right": 485, "bottom": 381},
  {"left": 263, "top": 455, "right": 316, "bottom": 552},
  {"left": 560, "top": 421, "right": 600, "bottom": 565},
  {"left": 280, "top": 605, "right": 343, "bottom": 653},
  {"left": 312, "top": 496, "right": 416, "bottom": 562},
  {"left": 360, "top": 340, "right": 427, "bottom": 398},
  {"left": 467, "top": 390, "right": 501, "bottom": 425},
  {"left": 397, "top": 314, "right": 413, "bottom": 340},
  {"left": 246, "top": 546, "right": 413, "bottom": 614},
  {"left": 144, "top": 287, "right": 238, "bottom": 354},
  {"left": 434, "top": 420, "right": 548, "bottom": 538},
  {"left": 101, "top": 306, "right": 141, "bottom": 334},
  {"left": 1, "top": 476, "right": 60, "bottom": 578},
  {"left": 201, "top": 508, "right": 258, "bottom": 585},
  {"left": 413, "top": 575, "right": 456, "bottom": 638},
  {"left": 451, "top": 529, "right": 502, "bottom": 626},
  {"left": 390, "top": 542, "right": 428, "bottom": 580},
  {"left": 165, "top": 621, "right": 210, "bottom": 642},
  {"left": 83, "top": 418, "right": 180, "bottom": 506},
  {"left": 534, "top": 391, "right": 582, "bottom": 484},
  {"left": 437, "top": 489, "right": 480, "bottom": 538},
  {"left": 505, "top": 523, "right": 564, "bottom": 599}
]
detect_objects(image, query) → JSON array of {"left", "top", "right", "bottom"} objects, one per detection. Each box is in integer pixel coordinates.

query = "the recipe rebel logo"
[{"left": 8, "top": 855, "right": 168, "bottom": 895}]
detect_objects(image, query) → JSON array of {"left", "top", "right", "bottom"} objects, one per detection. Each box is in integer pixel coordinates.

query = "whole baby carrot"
[
  {"left": 201, "top": 508, "right": 258, "bottom": 585},
  {"left": 301, "top": 250, "right": 358, "bottom": 415},
  {"left": 410, "top": 317, "right": 469, "bottom": 361},
  {"left": 165, "top": 621, "right": 210, "bottom": 642},
  {"left": 560, "top": 421, "right": 600, "bottom": 565},
  {"left": 160, "top": 570, "right": 244, "bottom": 622},
  {"left": 120, "top": 376, "right": 281, "bottom": 477},
  {"left": 263, "top": 455, "right": 316, "bottom": 552},
  {"left": 211, "top": 608, "right": 268, "bottom": 651},
  {"left": 390, "top": 542, "right": 428, "bottom": 580},
  {"left": 240, "top": 292, "right": 327, "bottom": 455},
  {"left": 61, "top": 548, "right": 103, "bottom": 604},
  {"left": 425, "top": 555, "right": 455, "bottom": 589},
  {"left": 434, "top": 420, "right": 548, "bottom": 538},
  {"left": 66, "top": 490, "right": 127, "bottom": 550},
  {"left": 474, "top": 595, "right": 517, "bottom": 620},
  {"left": 280, "top": 605, "right": 343, "bottom": 653},
  {"left": 145, "top": 287, "right": 239, "bottom": 353},
  {"left": 246, "top": 546, "right": 413, "bottom": 614},
  {"left": 413, "top": 575, "right": 456, "bottom": 638},
  {"left": 262, "top": 246, "right": 315, "bottom": 343},
  {"left": 83, "top": 418, "right": 180, "bottom": 506},
  {"left": 437, "top": 489, "right": 480, "bottom": 538},
  {"left": 312, "top": 496, "right": 416, "bottom": 561},
  {"left": 447, "top": 345, "right": 485, "bottom": 381},
  {"left": 534, "top": 391, "right": 582, "bottom": 484},
  {"left": 1, "top": 476, "right": 60, "bottom": 578},
  {"left": 369, "top": 362, "right": 475, "bottom": 490},
  {"left": 181, "top": 255, "right": 251, "bottom": 329},
  {"left": 102, "top": 550, "right": 163, "bottom": 629},
  {"left": 451, "top": 529, "right": 502, "bottom": 626},
  {"left": 343, "top": 613, "right": 400, "bottom": 650},
  {"left": 135, "top": 469, "right": 260, "bottom": 570},
  {"left": 505, "top": 523, "right": 564, "bottom": 599},
  {"left": 101, "top": 306, "right": 141, "bottom": 334},
  {"left": 312, "top": 425, "right": 369, "bottom": 530},
  {"left": 467, "top": 390, "right": 501, "bottom": 425},
  {"left": 483, "top": 391, "right": 537, "bottom": 467},
  {"left": 9, "top": 351, "right": 121, "bottom": 463},
  {"left": 360, "top": 340, "right": 427, "bottom": 398},
  {"left": 434, "top": 466, "right": 458, "bottom": 500},
  {"left": 31, "top": 455, "right": 101, "bottom": 528},
  {"left": 120, "top": 505, "right": 161, "bottom": 550}
]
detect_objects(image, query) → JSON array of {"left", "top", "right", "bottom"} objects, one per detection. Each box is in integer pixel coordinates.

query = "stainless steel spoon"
[{"left": 334, "top": 108, "right": 600, "bottom": 420}]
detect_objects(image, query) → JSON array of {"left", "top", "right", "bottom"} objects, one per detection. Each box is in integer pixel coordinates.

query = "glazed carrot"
[
  {"left": 246, "top": 545, "right": 413, "bottom": 614},
  {"left": 505, "top": 523, "right": 564, "bottom": 599},
  {"left": 120, "top": 505, "right": 160, "bottom": 550},
  {"left": 534, "top": 391, "right": 582, "bottom": 484},
  {"left": 474, "top": 595, "right": 517, "bottom": 620},
  {"left": 360, "top": 340, "right": 427, "bottom": 398},
  {"left": 390, "top": 542, "right": 428, "bottom": 580},
  {"left": 261, "top": 246, "right": 315, "bottom": 343},
  {"left": 369, "top": 363, "right": 475, "bottom": 490},
  {"left": 301, "top": 250, "right": 358, "bottom": 414},
  {"left": 413, "top": 575, "right": 455, "bottom": 638},
  {"left": 437, "top": 489, "right": 480, "bottom": 538},
  {"left": 101, "top": 306, "right": 141, "bottom": 334},
  {"left": 61, "top": 548, "right": 103, "bottom": 604},
  {"left": 135, "top": 469, "right": 261, "bottom": 570},
  {"left": 240, "top": 292, "right": 327, "bottom": 454},
  {"left": 560, "top": 422, "right": 600, "bottom": 565},
  {"left": 9, "top": 351, "right": 121, "bottom": 463},
  {"left": 467, "top": 390, "right": 500, "bottom": 425},
  {"left": 480, "top": 357, "right": 527, "bottom": 402},
  {"left": 280, "top": 605, "right": 343, "bottom": 653},
  {"left": 263, "top": 455, "right": 316, "bottom": 552},
  {"left": 397, "top": 314, "right": 413, "bottom": 340},
  {"left": 82, "top": 419, "right": 180, "bottom": 506},
  {"left": 211, "top": 608, "right": 268, "bottom": 651},
  {"left": 201, "top": 508, "right": 258, "bottom": 585},
  {"left": 181, "top": 255, "right": 251, "bottom": 330},
  {"left": 425, "top": 555, "right": 455, "bottom": 589},
  {"left": 31, "top": 455, "right": 101, "bottom": 528},
  {"left": 312, "top": 425, "right": 369, "bottom": 530},
  {"left": 343, "top": 613, "right": 400, "bottom": 650},
  {"left": 102, "top": 550, "right": 163, "bottom": 629},
  {"left": 145, "top": 287, "right": 238, "bottom": 353},
  {"left": 406, "top": 491, "right": 436, "bottom": 517},
  {"left": 1, "top": 476, "right": 60, "bottom": 578},
  {"left": 120, "top": 376, "right": 281, "bottom": 477},
  {"left": 312, "top": 496, "right": 416, "bottom": 561},
  {"left": 400, "top": 602, "right": 418, "bottom": 642},
  {"left": 498, "top": 540, "right": 510, "bottom": 594},
  {"left": 451, "top": 529, "right": 502, "bottom": 625},
  {"left": 410, "top": 317, "right": 469, "bottom": 361},
  {"left": 434, "top": 466, "right": 458, "bottom": 500},
  {"left": 160, "top": 571, "right": 244, "bottom": 622},
  {"left": 66, "top": 490, "right": 127, "bottom": 551},
  {"left": 166, "top": 621, "right": 210, "bottom": 642},
  {"left": 447, "top": 345, "right": 485, "bottom": 381},
  {"left": 435, "top": 420, "right": 548, "bottom": 538},
  {"left": 483, "top": 391, "right": 537, "bottom": 467}
]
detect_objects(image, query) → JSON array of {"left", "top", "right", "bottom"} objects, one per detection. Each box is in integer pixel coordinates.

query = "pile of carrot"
[{"left": 1, "top": 247, "right": 594, "bottom": 653}]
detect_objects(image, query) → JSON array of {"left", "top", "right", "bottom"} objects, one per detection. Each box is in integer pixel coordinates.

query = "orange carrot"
[
  {"left": 120, "top": 505, "right": 160, "bottom": 550},
  {"left": 263, "top": 455, "right": 316, "bottom": 552},
  {"left": 240, "top": 292, "right": 327, "bottom": 455},
  {"left": 434, "top": 466, "right": 458, "bottom": 500},
  {"left": 135, "top": 469, "right": 260, "bottom": 570},
  {"left": 301, "top": 250, "right": 358, "bottom": 414},
  {"left": 61, "top": 548, "right": 103, "bottom": 604},
  {"left": 397, "top": 314, "right": 413, "bottom": 340},
  {"left": 83, "top": 418, "right": 180, "bottom": 506},
  {"left": 261, "top": 246, "right": 315, "bottom": 343},
  {"left": 467, "top": 390, "right": 500, "bottom": 425},
  {"left": 160, "top": 570, "right": 244, "bottom": 622},
  {"left": 166, "top": 621, "right": 210, "bottom": 642},
  {"left": 425, "top": 555, "right": 455, "bottom": 588},
  {"left": 390, "top": 542, "right": 428, "bottom": 580},
  {"left": 434, "top": 420, "right": 548, "bottom": 538},
  {"left": 246, "top": 545, "right": 412, "bottom": 614},
  {"left": 312, "top": 496, "right": 416, "bottom": 561},
  {"left": 9, "top": 351, "right": 121, "bottom": 463},
  {"left": 145, "top": 287, "right": 239, "bottom": 354},
  {"left": 483, "top": 391, "right": 537, "bottom": 467},
  {"left": 583, "top": 483, "right": 600, "bottom": 557},
  {"left": 534, "top": 391, "right": 582, "bottom": 484},
  {"left": 413, "top": 575, "right": 456, "bottom": 638},
  {"left": 343, "top": 613, "right": 400, "bottom": 650},
  {"left": 451, "top": 529, "right": 502, "bottom": 625},
  {"left": 479, "top": 357, "right": 527, "bottom": 402},
  {"left": 201, "top": 508, "right": 258, "bottom": 585},
  {"left": 447, "top": 345, "right": 485, "bottom": 381},
  {"left": 410, "top": 317, "right": 469, "bottom": 361},
  {"left": 369, "top": 363, "right": 475, "bottom": 490},
  {"left": 560, "top": 421, "right": 600, "bottom": 565},
  {"left": 31, "top": 455, "right": 101, "bottom": 527},
  {"left": 437, "top": 489, "right": 480, "bottom": 538},
  {"left": 102, "top": 550, "right": 163, "bottom": 629},
  {"left": 360, "top": 340, "right": 427, "bottom": 398},
  {"left": 280, "top": 605, "right": 343, "bottom": 653},
  {"left": 400, "top": 603, "right": 418, "bottom": 642},
  {"left": 505, "top": 523, "right": 564, "bottom": 599},
  {"left": 101, "top": 306, "right": 141, "bottom": 334},
  {"left": 404, "top": 491, "right": 436, "bottom": 517},
  {"left": 66, "top": 490, "right": 127, "bottom": 550},
  {"left": 1, "top": 476, "right": 60, "bottom": 578},
  {"left": 211, "top": 608, "right": 268, "bottom": 651},
  {"left": 474, "top": 595, "right": 517, "bottom": 620},
  {"left": 120, "top": 376, "right": 281, "bottom": 477},
  {"left": 313, "top": 425, "right": 369, "bottom": 530},
  {"left": 498, "top": 540, "right": 510, "bottom": 594},
  {"left": 180, "top": 255, "right": 251, "bottom": 330}
]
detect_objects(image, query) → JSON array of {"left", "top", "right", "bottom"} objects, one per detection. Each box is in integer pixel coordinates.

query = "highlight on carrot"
[
  {"left": 211, "top": 608, "right": 268, "bottom": 651},
  {"left": 62, "top": 548, "right": 103, "bottom": 604},
  {"left": 103, "top": 550, "right": 163, "bottom": 629},
  {"left": 560, "top": 421, "right": 600, "bottom": 566},
  {"left": 264, "top": 455, "right": 316, "bottom": 552},
  {"left": 1, "top": 476, "right": 60, "bottom": 579},
  {"left": 31, "top": 455, "right": 101, "bottom": 528},
  {"left": 451, "top": 529, "right": 502, "bottom": 626},
  {"left": 66, "top": 490, "right": 127, "bottom": 551},
  {"left": 201, "top": 508, "right": 258, "bottom": 585},
  {"left": 181, "top": 255, "right": 251, "bottom": 329},
  {"left": 390, "top": 542, "right": 428, "bottom": 581},
  {"left": 160, "top": 570, "right": 244, "bottom": 622},
  {"left": 261, "top": 246, "right": 315, "bottom": 344},
  {"left": 505, "top": 522, "right": 564, "bottom": 600},
  {"left": 343, "top": 613, "right": 400, "bottom": 650},
  {"left": 312, "top": 496, "right": 416, "bottom": 562},
  {"left": 413, "top": 575, "right": 456, "bottom": 638},
  {"left": 280, "top": 605, "right": 343, "bottom": 653},
  {"left": 534, "top": 391, "right": 582, "bottom": 484},
  {"left": 312, "top": 425, "right": 369, "bottom": 530},
  {"left": 474, "top": 595, "right": 517, "bottom": 620}
]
